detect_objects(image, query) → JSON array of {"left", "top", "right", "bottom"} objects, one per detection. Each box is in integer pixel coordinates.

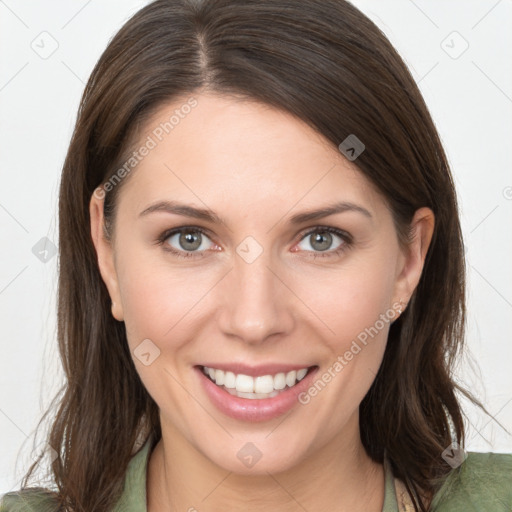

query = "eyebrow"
[{"left": 138, "top": 200, "right": 372, "bottom": 225}]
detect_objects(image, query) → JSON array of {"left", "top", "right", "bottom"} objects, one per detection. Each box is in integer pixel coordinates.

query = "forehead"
[{"left": 117, "top": 93, "right": 385, "bottom": 219}]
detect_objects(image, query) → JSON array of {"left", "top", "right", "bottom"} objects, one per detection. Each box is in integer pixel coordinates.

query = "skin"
[{"left": 90, "top": 92, "right": 434, "bottom": 512}]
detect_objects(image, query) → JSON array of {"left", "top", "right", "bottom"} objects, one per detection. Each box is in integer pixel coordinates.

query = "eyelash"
[{"left": 155, "top": 226, "right": 353, "bottom": 260}]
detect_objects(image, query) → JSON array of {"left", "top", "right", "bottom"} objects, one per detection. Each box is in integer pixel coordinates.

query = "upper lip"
[{"left": 197, "top": 362, "right": 316, "bottom": 377}]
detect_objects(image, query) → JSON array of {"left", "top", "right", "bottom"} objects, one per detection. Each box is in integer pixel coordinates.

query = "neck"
[{"left": 147, "top": 414, "right": 385, "bottom": 512}]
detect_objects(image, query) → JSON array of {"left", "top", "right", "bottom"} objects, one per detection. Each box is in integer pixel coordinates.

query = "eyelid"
[
  {"left": 156, "top": 225, "right": 214, "bottom": 243},
  {"left": 296, "top": 225, "right": 353, "bottom": 243}
]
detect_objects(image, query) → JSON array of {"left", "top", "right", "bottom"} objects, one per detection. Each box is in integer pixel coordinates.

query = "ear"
[
  {"left": 393, "top": 207, "right": 435, "bottom": 309},
  {"left": 89, "top": 188, "right": 124, "bottom": 321}
]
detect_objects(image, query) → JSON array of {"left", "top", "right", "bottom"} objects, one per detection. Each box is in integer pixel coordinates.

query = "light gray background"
[{"left": 1, "top": 0, "right": 511, "bottom": 494}]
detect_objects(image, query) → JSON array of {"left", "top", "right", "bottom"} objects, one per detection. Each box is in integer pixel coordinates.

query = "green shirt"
[{"left": 2, "top": 437, "right": 511, "bottom": 511}]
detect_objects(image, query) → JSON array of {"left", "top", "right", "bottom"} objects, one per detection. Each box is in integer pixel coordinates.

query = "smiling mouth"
[{"left": 200, "top": 365, "right": 317, "bottom": 400}]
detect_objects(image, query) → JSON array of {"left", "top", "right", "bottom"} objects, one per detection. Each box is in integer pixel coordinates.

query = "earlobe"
[
  {"left": 393, "top": 207, "right": 435, "bottom": 306},
  {"left": 89, "top": 188, "right": 124, "bottom": 321}
]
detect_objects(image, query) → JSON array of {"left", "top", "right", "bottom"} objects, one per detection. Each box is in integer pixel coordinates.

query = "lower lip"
[{"left": 195, "top": 365, "right": 319, "bottom": 422}]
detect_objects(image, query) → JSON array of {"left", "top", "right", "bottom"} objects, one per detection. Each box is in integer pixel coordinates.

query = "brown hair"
[{"left": 11, "top": 0, "right": 495, "bottom": 511}]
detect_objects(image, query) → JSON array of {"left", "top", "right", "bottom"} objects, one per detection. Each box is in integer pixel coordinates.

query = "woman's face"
[{"left": 91, "top": 93, "right": 432, "bottom": 474}]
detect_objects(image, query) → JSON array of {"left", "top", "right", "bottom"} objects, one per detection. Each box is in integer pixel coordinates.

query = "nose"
[{"left": 217, "top": 245, "right": 295, "bottom": 345}]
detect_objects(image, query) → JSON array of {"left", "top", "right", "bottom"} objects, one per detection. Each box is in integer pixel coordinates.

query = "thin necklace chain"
[{"left": 394, "top": 477, "right": 418, "bottom": 512}]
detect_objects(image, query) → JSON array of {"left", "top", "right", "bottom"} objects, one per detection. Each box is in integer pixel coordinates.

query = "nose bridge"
[{"left": 219, "top": 239, "right": 293, "bottom": 343}]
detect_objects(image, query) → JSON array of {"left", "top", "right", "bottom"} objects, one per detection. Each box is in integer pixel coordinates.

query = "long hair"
[{"left": 15, "top": 1, "right": 494, "bottom": 510}]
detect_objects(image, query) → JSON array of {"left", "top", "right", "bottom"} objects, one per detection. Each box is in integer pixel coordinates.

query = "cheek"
[
  {"left": 120, "top": 273, "right": 189, "bottom": 353},
  {"left": 299, "top": 253, "right": 398, "bottom": 348},
  {"left": 115, "top": 247, "right": 217, "bottom": 355},
  {"left": 116, "top": 239, "right": 398, "bottom": 347},
  {"left": 115, "top": 255, "right": 204, "bottom": 423},
  {"left": 295, "top": 260, "right": 396, "bottom": 431}
]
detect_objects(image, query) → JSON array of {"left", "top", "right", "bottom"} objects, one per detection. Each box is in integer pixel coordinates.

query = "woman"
[{"left": 1, "top": 0, "right": 511, "bottom": 511}]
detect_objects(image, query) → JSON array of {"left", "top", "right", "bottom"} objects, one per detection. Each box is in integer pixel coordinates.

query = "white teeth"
[
  {"left": 254, "top": 375, "right": 274, "bottom": 394},
  {"left": 235, "top": 374, "right": 254, "bottom": 393},
  {"left": 202, "top": 365, "right": 311, "bottom": 396},
  {"left": 223, "top": 371, "right": 236, "bottom": 389},
  {"left": 225, "top": 387, "right": 281, "bottom": 399},
  {"left": 297, "top": 368, "right": 308, "bottom": 381},
  {"left": 273, "top": 372, "right": 286, "bottom": 390},
  {"left": 214, "top": 369, "right": 224, "bottom": 386},
  {"left": 285, "top": 370, "right": 297, "bottom": 387}
]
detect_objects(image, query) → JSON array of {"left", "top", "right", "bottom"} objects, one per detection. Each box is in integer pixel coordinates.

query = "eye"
[
  {"left": 157, "top": 227, "right": 216, "bottom": 258},
  {"left": 156, "top": 225, "right": 352, "bottom": 260},
  {"left": 295, "top": 227, "right": 351, "bottom": 257}
]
